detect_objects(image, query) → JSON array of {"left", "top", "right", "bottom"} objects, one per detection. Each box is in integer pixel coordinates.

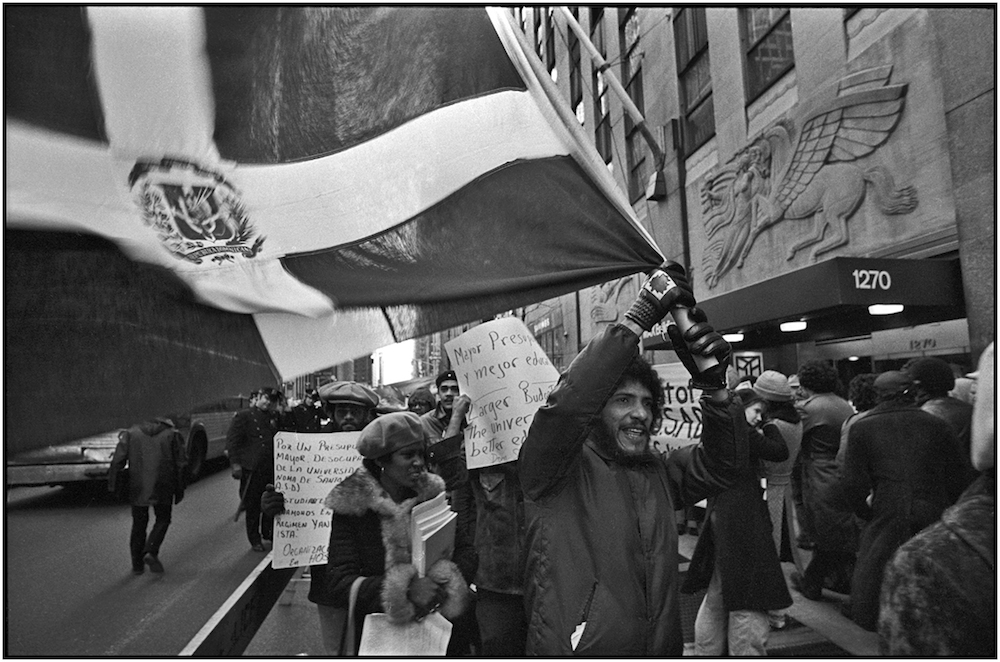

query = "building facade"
[{"left": 416, "top": 7, "right": 994, "bottom": 386}]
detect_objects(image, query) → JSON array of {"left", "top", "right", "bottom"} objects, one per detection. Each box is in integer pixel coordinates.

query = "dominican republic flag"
[{"left": 6, "top": 6, "right": 662, "bottom": 450}]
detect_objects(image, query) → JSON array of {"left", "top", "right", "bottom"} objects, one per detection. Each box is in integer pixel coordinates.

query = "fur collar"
[{"left": 323, "top": 467, "right": 468, "bottom": 624}]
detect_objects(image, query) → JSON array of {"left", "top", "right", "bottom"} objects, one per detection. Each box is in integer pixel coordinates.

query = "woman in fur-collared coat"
[{"left": 320, "top": 412, "right": 473, "bottom": 655}]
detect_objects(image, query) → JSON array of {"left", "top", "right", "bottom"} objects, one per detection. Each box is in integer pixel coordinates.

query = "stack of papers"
[{"left": 410, "top": 492, "right": 457, "bottom": 576}]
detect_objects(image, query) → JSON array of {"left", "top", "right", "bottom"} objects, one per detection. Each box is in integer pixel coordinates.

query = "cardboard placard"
[
  {"left": 445, "top": 317, "right": 560, "bottom": 469},
  {"left": 651, "top": 362, "right": 702, "bottom": 453},
  {"left": 271, "top": 431, "right": 361, "bottom": 569}
]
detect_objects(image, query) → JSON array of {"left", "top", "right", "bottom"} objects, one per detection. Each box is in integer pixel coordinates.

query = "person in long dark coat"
[
  {"left": 108, "top": 417, "right": 187, "bottom": 574},
  {"left": 683, "top": 388, "right": 792, "bottom": 655},
  {"left": 841, "top": 370, "right": 967, "bottom": 631}
]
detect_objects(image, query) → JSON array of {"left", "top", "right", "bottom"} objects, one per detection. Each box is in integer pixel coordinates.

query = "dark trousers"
[
  {"left": 241, "top": 469, "right": 273, "bottom": 544},
  {"left": 476, "top": 588, "right": 527, "bottom": 656},
  {"left": 131, "top": 503, "right": 172, "bottom": 568}
]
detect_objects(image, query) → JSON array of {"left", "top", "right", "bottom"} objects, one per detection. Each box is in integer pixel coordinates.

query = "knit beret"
[
  {"left": 905, "top": 357, "right": 955, "bottom": 393},
  {"left": 874, "top": 370, "right": 913, "bottom": 397},
  {"left": 318, "top": 381, "right": 379, "bottom": 408},
  {"left": 356, "top": 411, "right": 428, "bottom": 459},
  {"left": 753, "top": 370, "right": 793, "bottom": 402}
]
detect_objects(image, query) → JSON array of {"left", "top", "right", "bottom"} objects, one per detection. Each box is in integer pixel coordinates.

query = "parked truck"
[{"left": 5, "top": 395, "right": 252, "bottom": 490}]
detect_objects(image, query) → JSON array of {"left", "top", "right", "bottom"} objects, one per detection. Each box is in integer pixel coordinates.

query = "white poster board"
[
  {"left": 271, "top": 431, "right": 361, "bottom": 569},
  {"left": 650, "top": 362, "right": 703, "bottom": 453},
  {"left": 445, "top": 317, "right": 560, "bottom": 469}
]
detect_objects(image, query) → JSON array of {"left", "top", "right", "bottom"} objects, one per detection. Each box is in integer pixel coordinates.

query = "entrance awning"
[{"left": 642, "top": 257, "right": 965, "bottom": 351}]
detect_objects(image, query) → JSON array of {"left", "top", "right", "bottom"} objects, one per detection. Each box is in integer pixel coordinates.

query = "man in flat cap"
[
  {"left": 262, "top": 380, "right": 380, "bottom": 654},
  {"left": 318, "top": 381, "right": 380, "bottom": 434},
  {"left": 226, "top": 386, "right": 279, "bottom": 551},
  {"left": 840, "top": 370, "right": 967, "bottom": 631}
]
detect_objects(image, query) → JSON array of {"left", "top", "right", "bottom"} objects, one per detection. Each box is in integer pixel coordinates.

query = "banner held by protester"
[
  {"left": 445, "top": 317, "right": 560, "bottom": 469},
  {"left": 271, "top": 431, "right": 361, "bottom": 570}
]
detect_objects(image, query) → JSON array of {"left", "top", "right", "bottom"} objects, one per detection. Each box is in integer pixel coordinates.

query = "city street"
[{"left": 5, "top": 463, "right": 267, "bottom": 656}]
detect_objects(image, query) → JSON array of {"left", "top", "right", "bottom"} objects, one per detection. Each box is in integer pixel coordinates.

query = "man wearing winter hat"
[
  {"left": 840, "top": 370, "right": 967, "bottom": 631},
  {"left": 905, "top": 356, "right": 975, "bottom": 488}
]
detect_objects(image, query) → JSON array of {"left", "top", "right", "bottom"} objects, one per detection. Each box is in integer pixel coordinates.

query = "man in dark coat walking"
[
  {"left": 109, "top": 417, "right": 187, "bottom": 574},
  {"left": 519, "top": 264, "right": 745, "bottom": 656},
  {"left": 841, "top": 370, "right": 966, "bottom": 631},
  {"left": 226, "top": 386, "right": 279, "bottom": 551}
]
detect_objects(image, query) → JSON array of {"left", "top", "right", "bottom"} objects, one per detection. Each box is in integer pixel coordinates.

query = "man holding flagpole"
[{"left": 519, "top": 264, "right": 747, "bottom": 656}]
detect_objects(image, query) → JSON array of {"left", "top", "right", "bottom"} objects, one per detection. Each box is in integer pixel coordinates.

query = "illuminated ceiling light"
[
  {"left": 848, "top": 356, "right": 860, "bottom": 362},
  {"left": 723, "top": 332, "right": 745, "bottom": 343},
  {"left": 868, "top": 304, "right": 904, "bottom": 316},
  {"left": 779, "top": 320, "right": 807, "bottom": 332}
]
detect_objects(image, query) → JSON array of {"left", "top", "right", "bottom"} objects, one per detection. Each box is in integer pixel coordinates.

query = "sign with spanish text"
[
  {"left": 651, "top": 362, "right": 702, "bottom": 454},
  {"left": 271, "top": 431, "right": 361, "bottom": 569},
  {"left": 445, "top": 317, "right": 560, "bottom": 469}
]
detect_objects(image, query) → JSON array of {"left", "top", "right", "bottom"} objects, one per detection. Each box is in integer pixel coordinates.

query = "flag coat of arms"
[{"left": 6, "top": 6, "right": 663, "bottom": 448}]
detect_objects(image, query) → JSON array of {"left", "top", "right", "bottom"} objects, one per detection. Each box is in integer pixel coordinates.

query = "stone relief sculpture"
[
  {"left": 590, "top": 276, "right": 632, "bottom": 326},
  {"left": 700, "top": 65, "right": 918, "bottom": 289}
]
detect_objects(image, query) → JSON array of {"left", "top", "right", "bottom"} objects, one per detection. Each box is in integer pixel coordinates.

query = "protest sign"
[
  {"left": 651, "top": 362, "right": 703, "bottom": 454},
  {"left": 271, "top": 431, "right": 361, "bottom": 569},
  {"left": 445, "top": 317, "right": 560, "bottom": 469}
]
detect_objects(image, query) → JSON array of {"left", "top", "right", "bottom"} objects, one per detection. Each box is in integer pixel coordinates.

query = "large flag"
[{"left": 6, "top": 7, "right": 662, "bottom": 449}]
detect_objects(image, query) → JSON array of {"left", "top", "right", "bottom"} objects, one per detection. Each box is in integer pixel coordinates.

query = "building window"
[
  {"left": 619, "top": 7, "right": 647, "bottom": 202},
  {"left": 569, "top": 8, "right": 584, "bottom": 125},
  {"left": 742, "top": 8, "right": 794, "bottom": 103},
  {"left": 591, "top": 8, "right": 612, "bottom": 164},
  {"left": 674, "top": 7, "right": 714, "bottom": 156}
]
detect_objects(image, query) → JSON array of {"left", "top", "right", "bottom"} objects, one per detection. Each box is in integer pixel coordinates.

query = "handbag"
[{"left": 322, "top": 576, "right": 366, "bottom": 656}]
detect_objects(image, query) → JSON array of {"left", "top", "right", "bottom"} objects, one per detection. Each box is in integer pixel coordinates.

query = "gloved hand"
[
  {"left": 666, "top": 306, "right": 731, "bottom": 391},
  {"left": 231, "top": 464, "right": 243, "bottom": 480},
  {"left": 624, "top": 262, "right": 696, "bottom": 332},
  {"left": 407, "top": 576, "right": 446, "bottom": 620},
  {"left": 261, "top": 484, "right": 285, "bottom": 517}
]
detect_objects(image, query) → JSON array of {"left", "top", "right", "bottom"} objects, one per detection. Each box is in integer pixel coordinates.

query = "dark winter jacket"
[
  {"left": 797, "top": 392, "right": 858, "bottom": 552},
  {"left": 290, "top": 402, "right": 323, "bottom": 433},
  {"left": 225, "top": 407, "right": 276, "bottom": 473},
  {"left": 841, "top": 401, "right": 967, "bottom": 630},
  {"left": 109, "top": 418, "right": 186, "bottom": 506},
  {"left": 426, "top": 433, "right": 525, "bottom": 595},
  {"left": 320, "top": 467, "right": 472, "bottom": 651},
  {"left": 518, "top": 323, "right": 747, "bottom": 656},
  {"left": 879, "top": 472, "right": 995, "bottom": 655},
  {"left": 921, "top": 395, "right": 976, "bottom": 488},
  {"left": 683, "top": 423, "right": 793, "bottom": 612}
]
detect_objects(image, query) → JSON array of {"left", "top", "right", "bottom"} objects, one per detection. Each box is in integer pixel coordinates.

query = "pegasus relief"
[{"left": 700, "top": 65, "right": 918, "bottom": 289}]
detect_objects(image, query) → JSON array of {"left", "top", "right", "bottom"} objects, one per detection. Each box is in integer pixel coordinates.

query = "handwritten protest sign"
[
  {"left": 651, "top": 362, "right": 703, "bottom": 454},
  {"left": 445, "top": 317, "right": 560, "bottom": 469},
  {"left": 272, "top": 431, "right": 361, "bottom": 569}
]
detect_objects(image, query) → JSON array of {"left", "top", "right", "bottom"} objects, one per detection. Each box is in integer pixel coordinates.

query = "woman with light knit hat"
[
  {"left": 319, "top": 411, "right": 475, "bottom": 655},
  {"left": 753, "top": 370, "right": 803, "bottom": 629}
]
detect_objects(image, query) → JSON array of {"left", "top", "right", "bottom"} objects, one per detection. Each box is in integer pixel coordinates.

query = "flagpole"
[{"left": 558, "top": 6, "right": 666, "bottom": 175}]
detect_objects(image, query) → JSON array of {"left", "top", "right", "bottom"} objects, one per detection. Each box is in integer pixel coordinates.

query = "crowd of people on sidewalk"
[{"left": 111, "top": 263, "right": 994, "bottom": 657}]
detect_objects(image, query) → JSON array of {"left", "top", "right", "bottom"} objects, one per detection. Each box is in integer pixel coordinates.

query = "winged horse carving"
[{"left": 700, "top": 66, "right": 918, "bottom": 289}]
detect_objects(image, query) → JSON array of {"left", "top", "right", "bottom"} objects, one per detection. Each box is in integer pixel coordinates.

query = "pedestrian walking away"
[{"left": 108, "top": 417, "right": 187, "bottom": 575}]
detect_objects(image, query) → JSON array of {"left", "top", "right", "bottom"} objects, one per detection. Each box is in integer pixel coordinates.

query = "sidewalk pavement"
[{"left": 245, "top": 535, "right": 880, "bottom": 657}]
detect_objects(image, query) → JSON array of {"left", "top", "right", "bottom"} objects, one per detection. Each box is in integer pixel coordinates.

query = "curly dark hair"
[
  {"left": 614, "top": 354, "right": 666, "bottom": 432},
  {"left": 847, "top": 373, "right": 879, "bottom": 412},
  {"left": 797, "top": 360, "right": 841, "bottom": 394}
]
